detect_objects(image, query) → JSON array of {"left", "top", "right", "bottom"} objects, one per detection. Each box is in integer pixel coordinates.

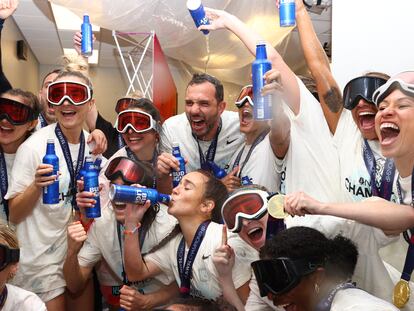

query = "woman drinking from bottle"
[{"left": 123, "top": 170, "right": 255, "bottom": 303}]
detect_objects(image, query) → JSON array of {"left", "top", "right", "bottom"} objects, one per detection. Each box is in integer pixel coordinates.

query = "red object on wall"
[{"left": 153, "top": 34, "right": 177, "bottom": 121}]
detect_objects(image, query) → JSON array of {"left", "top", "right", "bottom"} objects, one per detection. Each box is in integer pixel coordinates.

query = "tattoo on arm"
[{"left": 323, "top": 88, "right": 343, "bottom": 113}]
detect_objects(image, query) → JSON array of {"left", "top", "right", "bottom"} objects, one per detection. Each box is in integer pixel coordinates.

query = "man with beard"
[
  {"left": 158, "top": 73, "right": 243, "bottom": 192},
  {"left": 36, "top": 69, "right": 61, "bottom": 130}
]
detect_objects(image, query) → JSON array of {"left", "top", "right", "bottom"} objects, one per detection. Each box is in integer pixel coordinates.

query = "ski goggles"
[
  {"left": 222, "top": 189, "right": 269, "bottom": 233},
  {"left": 251, "top": 257, "right": 321, "bottom": 297},
  {"left": 105, "top": 156, "right": 153, "bottom": 186},
  {"left": 373, "top": 77, "right": 414, "bottom": 106},
  {"left": 115, "top": 97, "right": 139, "bottom": 114},
  {"left": 0, "top": 97, "right": 37, "bottom": 125},
  {"left": 47, "top": 81, "right": 92, "bottom": 106},
  {"left": 343, "top": 76, "right": 387, "bottom": 110},
  {"left": 115, "top": 110, "right": 158, "bottom": 134},
  {"left": 0, "top": 244, "right": 20, "bottom": 271},
  {"left": 235, "top": 85, "right": 254, "bottom": 108}
]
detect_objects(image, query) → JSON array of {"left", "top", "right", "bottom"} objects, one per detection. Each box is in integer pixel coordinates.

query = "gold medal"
[
  {"left": 393, "top": 279, "right": 410, "bottom": 308},
  {"left": 267, "top": 194, "right": 288, "bottom": 219}
]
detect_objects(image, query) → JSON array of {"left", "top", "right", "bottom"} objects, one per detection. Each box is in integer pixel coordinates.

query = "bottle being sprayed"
[
  {"left": 43, "top": 139, "right": 60, "bottom": 206},
  {"left": 172, "top": 142, "right": 186, "bottom": 187},
  {"left": 109, "top": 185, "right": 171, "bottom": 205},
  {"left": 279, "top": 0, "right": 296, "bottom": 27},
  {"left": 81, "top": 14, "right": 93, "bottom": 57},
  {"left": 187, "top": 0, "right": 210, "bottom": 35},
  {"left": 252, "top": 41, "right": 272, "bottom": 120}
]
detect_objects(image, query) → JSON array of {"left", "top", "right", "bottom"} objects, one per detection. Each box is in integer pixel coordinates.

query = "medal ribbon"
[{"left": 177, "top": 220, "right": 210, "bottom": 297}]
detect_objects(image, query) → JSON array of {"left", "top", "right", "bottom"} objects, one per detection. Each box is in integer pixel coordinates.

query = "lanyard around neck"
[
  {"left": 362, "top": 139, "right": 396, "bottom": 200},
  {"left": 192, "top": 119, "right": 222, "bottom": 171},
  {"left": 232, "top": 128, "right": 269, "bottom": 177},
  {"left": 314, "top": 282, "right": 356, "bottom": 311},
  {"left": 177, "top": 220, "right": 210, "bottom": 297},
  {"left": 55, "top": 124, "right": 86, "bottom": 208},
  {"left": 0, "top": 149, "right": 8, "bottom": 220}
]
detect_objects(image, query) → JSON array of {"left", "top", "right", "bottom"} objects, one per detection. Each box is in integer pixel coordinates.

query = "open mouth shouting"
[
  {"left": 357, "top": 111, "right": 376, "bottom": 130},
  {"left": 379, "top": 122, "right": 400, "bottom": 146},
  {"left": 241, "top": 108, "right": 253, "bottom": 126}
]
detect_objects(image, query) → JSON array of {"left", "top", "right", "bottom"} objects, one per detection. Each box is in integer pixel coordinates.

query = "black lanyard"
[
  {"left": 192, "top": 120, "right": 222, "bottom": 171},
  {"left": 314, "top": 282, "right": 356, "bottom": 311},
  {"left": 38, "top": 113, "right": 48, "bottom": 128},
  {"left": 54, "top": 124, "right": 85, "bottom": 208},
  {"left": 396, "top": 171, "right": 414, "bottom": 283},
  {"left": 362, "top": 139, "right": 395, "bottom": 200},
  {"left": 125, "top": 146, "right": 158, "bottom": 188},
  {"left": 177, "top": 220, "right": 210, "bottom": 297},
  {"left": 232, "top": 129, "right": 269, "bottom": 177},
  {"left": 0, "top": 149, "right": 8, "bottom": 220},
  {"left": 117, "top": 133, "right": 125, "bottom": 149},
  {"left": 116, "top": 222, "right": 147, "bottom": 285}
]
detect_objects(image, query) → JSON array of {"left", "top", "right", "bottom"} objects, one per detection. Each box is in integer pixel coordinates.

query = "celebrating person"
[
  {"left": 0, "top": 89, "right": 39, "bottom": 224},
  {"left": 65, "top": 157, "right": 177, "bottom": 310},
  {"left": 6, "top": 62, "right": 97, "bottom": 310},
  {"left": 123, "top": 170, "right": 255, "bottom": 302},
  {"left": 252, "top": 226, "right": 399, "bottom": 311}
]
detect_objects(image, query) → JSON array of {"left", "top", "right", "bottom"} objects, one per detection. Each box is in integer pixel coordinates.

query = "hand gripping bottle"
[
  {"left": 83, "top": 156, "right": 101, "bottom": 218},
  {"left": 43, "top": 139, "right": 60, "bottom": 205},
  {"left": 252, "top": 41, "right": 272, "bottom": 120},
  {"left": 279, "top": 0, "right": 296, "bottom": 27},
  {"left": 109, "top": 185, "right": 171, "bottom": 205},
  {"left": 187, "top": 0, "right": 210, "bottom": 35},
  {"left": 81, "top": 14, "right": 93, "bottom": 57},
  {"left": 172, "top": 142, "right": 186, "bottom": 187}
]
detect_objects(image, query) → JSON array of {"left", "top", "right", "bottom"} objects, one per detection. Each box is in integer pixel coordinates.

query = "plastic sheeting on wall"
[{"left": 49, "top": 0, "right": 295, "bottom": 85}]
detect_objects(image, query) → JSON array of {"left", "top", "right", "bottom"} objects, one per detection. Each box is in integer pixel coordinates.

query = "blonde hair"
[
  {"left": 126, "top": 90, "right": 143, "bottom": 100},
  {"left": 54, "top": 54, "right": 93, "bottom": 89},
  {"left": 0, "top": 225, "right": 19, "bottom": 249}
]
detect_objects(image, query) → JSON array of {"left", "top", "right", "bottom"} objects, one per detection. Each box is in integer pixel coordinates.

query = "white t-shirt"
[
  {"left": 333, "top": 110, "right": 399, "bottom": 203},
  {"left": 5, "top": 123, "right": 91, "bottom": 294},
  {"left": 145, "top": 222, "right": 257, "bottom": 300},
  {"left": 226, "top": 133, "right": 280, "bottom": 193},
  {"left": 0, "top": 153, "right": 16, "bottom": 224},
  {"left": 78, "top": 201, "right": 177, "bottom": 293},
  {"left": 3, "top": 284, "right": 46, "bottom": 311},
  {"left": 331, "top": 288, "right": 399, "bottom": 311},
  {"left": 277, "top": 78, "right": 341, "bottom": 203},
  {"left": 160, "top": 111, "right": 244, "bottom": 172}
]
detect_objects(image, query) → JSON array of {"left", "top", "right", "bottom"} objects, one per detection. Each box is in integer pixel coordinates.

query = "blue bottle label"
[{"left": 188, "top": 4, "right": 210, "bottom": 35}]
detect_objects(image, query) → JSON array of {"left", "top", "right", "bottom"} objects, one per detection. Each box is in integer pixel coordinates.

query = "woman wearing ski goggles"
[
  {"left": 252, "top": 226, "right": 398, "bottom": 311},
  {"left": 47, "top": 80, "right": 92, "bottom": 106},
  {"left": 109, "top": 98, "right": 161, "bottom": 170},
  {"left": 0, "top": 90, "right": 40, "bottom": 224}
]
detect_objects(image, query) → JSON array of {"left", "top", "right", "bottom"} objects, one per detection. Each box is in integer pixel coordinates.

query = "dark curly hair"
[{"left": 260, "top": 226, "right": 358, "bottom": 281}]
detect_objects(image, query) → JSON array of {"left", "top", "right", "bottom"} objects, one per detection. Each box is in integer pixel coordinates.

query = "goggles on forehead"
[
  {"left": 115, "top": 109, "right": 158, "bottom": 134},
  {"left": 47, "top": 81, "right": 92, "bottom": 106},
  {"left": 222, "top": 189, "right": 270, "bottom": 233},
  {"left": 105, "top": 156, "right": 154, "bottom": 187},
  {"left": 115, "top": 97, "right": 139, "bottom": 114},
  {"left": 373, "top": 78, "right": 414, "bottom": 106},
  {"left": 0, "top": 98, "right": 37, "bottom": 125},
  {"left": 251, "top": 257, "right": 321, "bottom": 297},
  {"left": 0, "top": 244, "right": 19, "bottom": 271},
  {"left": 342, "top": 76, "right": 387, "bottom": 110},
  {"left": 235, "top": 85, "right": 254, "bottom": 108}
]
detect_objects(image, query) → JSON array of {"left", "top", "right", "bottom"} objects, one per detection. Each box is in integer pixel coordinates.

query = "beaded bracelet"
[{"left": 124, "top": 223, "right": 141, "bottom": 236}]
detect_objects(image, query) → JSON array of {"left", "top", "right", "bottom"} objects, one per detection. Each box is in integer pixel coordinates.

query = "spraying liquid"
[{"left": 204, "top": 34, "right": 210, "bottom": 73}]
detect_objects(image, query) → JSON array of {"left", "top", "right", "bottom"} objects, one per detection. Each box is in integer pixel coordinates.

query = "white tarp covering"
[{"left": 49, "top": 0, "right": 296, "bottom": 85}]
